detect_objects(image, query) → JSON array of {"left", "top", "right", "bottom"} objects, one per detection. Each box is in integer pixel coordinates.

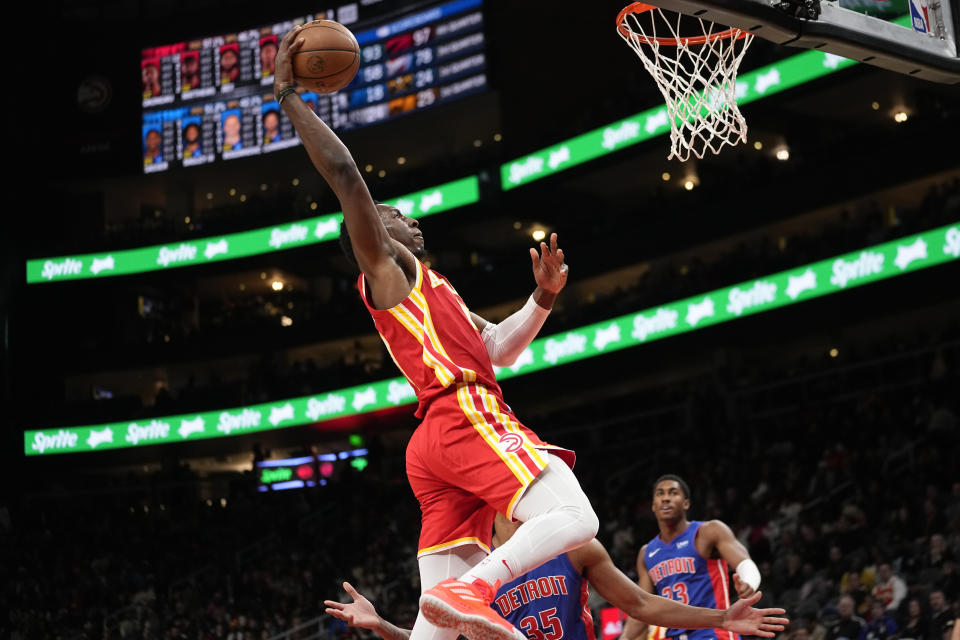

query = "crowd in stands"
[
  {"left": 4, "top": 315, "right": 959, "bottom": 640},
  {"left": 123, "top": 178, "right": 960, "bottom": 350},
  {"left": 48, "top": 176, "right": 960, "bottom": 429}
]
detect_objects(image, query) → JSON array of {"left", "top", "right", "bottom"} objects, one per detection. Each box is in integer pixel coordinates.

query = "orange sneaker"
[{"left": 419, "top": 578, "right": 525, "bottom": 640}]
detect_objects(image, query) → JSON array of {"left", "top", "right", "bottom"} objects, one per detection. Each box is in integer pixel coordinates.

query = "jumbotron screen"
[{"left": 140, "top": 0, "right": 487, "bottom": 173}]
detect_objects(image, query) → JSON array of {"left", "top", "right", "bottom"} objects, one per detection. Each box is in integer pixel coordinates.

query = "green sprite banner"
[
  {"left": 26, "top": 176, "right": 480, "bottom": 284},
  {"left": 24, "top": 222, "right": 959, "bottom": 456},
  {"left": 499, "top": 17, "right": 915, "bottom": 190}
]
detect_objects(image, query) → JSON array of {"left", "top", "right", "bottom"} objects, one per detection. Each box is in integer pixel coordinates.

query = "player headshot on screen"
[
  {"left": 142, "top": 62, "right": 161, "bottom": 98},
  {"left": 262, "top": 110, "right": 281, "bottom": 144},
  {"left": 302, "top": 95, "right": 320, "bottom": 115},
  {"left": 260, "top": 37, "right": 278, "bottom": 77},
  {"left": 220, "top": 47, "right": 240, "bottom": 84},
  {"left": 183, "top": 123, "right": 202, "bottom": 157},
  {"left": 144, "top": 129, "right": 163, "bottom": 164},
  {"left": 181, "top": 53, "right": 201, "bottom": 91},
  {"left": 222, "top": 113, "right": 242, "bottom": 151}
]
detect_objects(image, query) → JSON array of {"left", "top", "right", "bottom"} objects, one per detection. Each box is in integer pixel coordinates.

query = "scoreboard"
[{"left": 141, "top": 0, "right": 488, "bottom": 173}]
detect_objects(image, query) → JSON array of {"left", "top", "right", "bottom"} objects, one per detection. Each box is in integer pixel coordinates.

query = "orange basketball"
[{"left": 293, "top": 20, "right": 360, "bottom": 94}]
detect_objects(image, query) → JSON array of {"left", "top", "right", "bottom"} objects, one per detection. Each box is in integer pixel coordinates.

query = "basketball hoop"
[{"left": 617, "top": 2, "right": 754, "bottom": 161}]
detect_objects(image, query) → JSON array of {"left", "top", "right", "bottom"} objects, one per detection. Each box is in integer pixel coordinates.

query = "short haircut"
[{"left": 653, "top": 474, "right": 691, "bottom": 500}]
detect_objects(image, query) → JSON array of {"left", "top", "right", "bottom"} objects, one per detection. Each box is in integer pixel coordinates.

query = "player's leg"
[
  {"left": 410, "top": 546, "right": 489, "bottom": 640},
  {"left": 460, "top": 451, "right": 598, "bottom": 586},
  {"left": 407, "top": 419, "right": 523, "bottom": 640},
  {"left": 415, "top": 387, "right": 597, "bottom": 640},
  {"left": 420, "top": 453, "right": 597, "bottom": 639}
]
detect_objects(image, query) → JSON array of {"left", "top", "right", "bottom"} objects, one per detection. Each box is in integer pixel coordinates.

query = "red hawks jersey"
[{"left": 359, "top": 259, "right": 504, "bottom": 418}]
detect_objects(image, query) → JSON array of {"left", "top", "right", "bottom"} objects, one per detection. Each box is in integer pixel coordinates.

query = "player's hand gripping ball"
[{"left": 292, "top": 20, "right": 360, "bottom": 93}]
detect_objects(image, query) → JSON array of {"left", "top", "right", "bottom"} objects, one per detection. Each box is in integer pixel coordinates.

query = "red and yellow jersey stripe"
[{"left": 359, "top": 260, "right": 504, "bottom": 418}]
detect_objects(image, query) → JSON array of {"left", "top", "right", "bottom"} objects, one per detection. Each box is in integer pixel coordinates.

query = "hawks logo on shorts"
[{"left": 499, "top": 433, "right": 525, "bottom": 453}]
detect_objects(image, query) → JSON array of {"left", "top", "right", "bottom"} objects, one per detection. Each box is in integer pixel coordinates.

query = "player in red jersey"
[{"left": 275, "top": 26, "right": 598, "bottom": 640}]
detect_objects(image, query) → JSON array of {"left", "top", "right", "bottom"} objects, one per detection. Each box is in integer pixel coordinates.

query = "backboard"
[{"left": 639, "top": 0, "right": 960, "bottom": 82}]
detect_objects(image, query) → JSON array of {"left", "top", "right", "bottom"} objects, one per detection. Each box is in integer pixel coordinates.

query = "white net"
[{"left": 617, "top": 4, "right": 754, "bottom": 161}]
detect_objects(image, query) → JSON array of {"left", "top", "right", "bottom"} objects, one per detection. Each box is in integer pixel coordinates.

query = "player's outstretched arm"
[
  {"left": 471, "top": 233, "right": 569, "bottom": 366},
  {"left": 575, "top": 541, "right": 788, "bottom": 638},
  {"left": 324, "top": 582, "right": 412, "bottom": 640},
  {"left": 274, "top": 26, "right": 409, "bottom": 304},
  {"left": 700, "top": 520, "right": 761, "bottom": 599}
]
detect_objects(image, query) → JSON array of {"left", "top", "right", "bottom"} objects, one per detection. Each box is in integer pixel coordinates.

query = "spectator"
[
  {"left": 873, "top": 562, "right": 908, "bottom": 611},
  {"left": 865, "top": 600, "right": 898, "bottom": 640},
  {"left": 940, "top": 561, "right": 960, "bottom": 602},
  {"left": 896, "top": 599, "right": 929, "bottom": 640},
  {"left": 827, "top": 595, "right": 868, "bottom": 640},
  {"left": 926, "top": 536, "right": 956, "bottom": 570},
  {"left": 842, "top": 570, "right": 872, "bottom": 614},
  {"left": 828, "top": 546, "right": 850, "bottom": 586},
  {"left": 929, "top": 590, "right": 953, "bottom": 640}
]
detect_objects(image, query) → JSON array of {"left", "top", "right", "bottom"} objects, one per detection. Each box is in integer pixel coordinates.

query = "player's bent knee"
[
  {"left": 561, "top": 501, "right": 599, "bottom": 544},
  {"left": 581, "top": 503, "right": 600, "bottom": 540}
]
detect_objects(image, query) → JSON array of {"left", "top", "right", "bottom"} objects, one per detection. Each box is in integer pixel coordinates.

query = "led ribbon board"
[
  {"left": 24, "top": 222, "right": 959, "bottom": 456},
  {"left": 26, "top": 176, "right": 479, "bottom": 284},
  {"left": 256, "top": 449, "right": 368, "bottom": 491},
  {"left": 500, "top": 16, "right": 912, "bottom": 190}
]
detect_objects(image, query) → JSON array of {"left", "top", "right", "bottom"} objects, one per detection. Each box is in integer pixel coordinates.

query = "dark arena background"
[{"left": 2, "top": 0, "right": 959, "bottom": 639}]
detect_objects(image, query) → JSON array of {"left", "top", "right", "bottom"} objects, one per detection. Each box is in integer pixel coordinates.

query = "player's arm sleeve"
[{"left": 480, "top": 295, "right": 550, "bottom": 367}]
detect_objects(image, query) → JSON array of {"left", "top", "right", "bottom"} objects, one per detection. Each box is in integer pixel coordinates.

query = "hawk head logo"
[{"left": 498, "top": 433, "right": 524, "bottom": 454}]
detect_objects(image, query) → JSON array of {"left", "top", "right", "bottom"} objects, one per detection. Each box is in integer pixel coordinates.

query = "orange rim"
[{"left": 617, "top": 1, "right": 749, "bottom": 46}]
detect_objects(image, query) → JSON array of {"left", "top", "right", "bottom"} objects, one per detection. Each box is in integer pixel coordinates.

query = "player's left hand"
[
  {"left": 733, "top": 574, "right": 757, "bottom": 600},
  {"left": 324, "top": 582, "right": 381, "bottom": 631},
  {"left": 530, "top": 232, "right": 568, "bottom": 294},
  {"left": 720, "top": 592, "right": 789, "bottom": 638}
]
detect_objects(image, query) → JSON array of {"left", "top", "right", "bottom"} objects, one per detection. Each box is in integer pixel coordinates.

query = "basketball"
[{"left": 292, "top": 20, "right": 360, "bottom": 94}]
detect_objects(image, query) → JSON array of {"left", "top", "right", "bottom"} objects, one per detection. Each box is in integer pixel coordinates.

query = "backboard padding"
[{"left": 643, "top": 0, "right": 960, "bottom": 82}]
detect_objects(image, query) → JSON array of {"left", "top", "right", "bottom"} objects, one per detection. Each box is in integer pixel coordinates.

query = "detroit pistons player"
[
  {"left": 275, "top": 25, "right": 598, "bottom": 640},
  {"left": 618, "top": 476, "right": 763, "bottom": 640},
  {"left": 323, "top": 514, "right": 786, "bottom": 640}
]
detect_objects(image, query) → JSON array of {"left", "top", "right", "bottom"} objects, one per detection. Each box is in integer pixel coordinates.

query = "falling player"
[
  {"left": 274, "top": 24, "right": 598, "bottom": 640},
  {"left": 618, "top": 475, "right": 763, "bottom": 640},
  {"left": 324, "top": 514, "right": 787, "bottom": 640}
]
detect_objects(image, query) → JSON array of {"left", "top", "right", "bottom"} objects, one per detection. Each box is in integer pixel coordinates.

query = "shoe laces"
[{"left": 469, "top": 578, "right": 501, "bottom": 604}]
